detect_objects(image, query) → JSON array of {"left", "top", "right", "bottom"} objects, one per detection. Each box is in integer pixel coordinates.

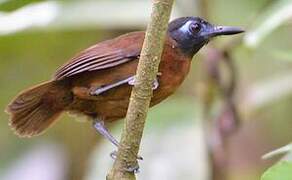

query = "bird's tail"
[{"left": 5, "top": 81, "right": 72, "bottom": 137}]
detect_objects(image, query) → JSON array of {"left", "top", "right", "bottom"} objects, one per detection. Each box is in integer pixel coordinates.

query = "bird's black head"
[{"left": 168, "top": 17, "right": 244, "bottom": 57}]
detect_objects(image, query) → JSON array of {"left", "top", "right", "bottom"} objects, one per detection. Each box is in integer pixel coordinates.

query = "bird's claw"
[
  {"left": 128, "top": 73, "right": 160, "bottom": 90},
  {"left": 152, "top": 78, "right": 159, "bottom": 90},
  {"left": 110, "top": 150, "right": 118, "bottom": 159},
  {"left": 110, "top": 150, "right": 141, "bottom": 173},
  {"left": 128, "top": 77, "right": 135, "bottom": 86},
  {"left": 137, "top": 155, "right": 143, "bottom": 160}
]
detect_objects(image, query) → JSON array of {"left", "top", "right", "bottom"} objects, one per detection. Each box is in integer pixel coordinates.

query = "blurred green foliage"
[
  {"left": 262, "top": 143, "right": 292, "bottom": 179},
  {"left": 0, "top": 0, "right": 45, "bottom": 11},
  {"left": 261, "top": 161, "right": 292, "bottom": 180}
]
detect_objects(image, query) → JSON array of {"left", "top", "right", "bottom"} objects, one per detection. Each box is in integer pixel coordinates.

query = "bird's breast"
[{"left": 151, "top": 45, "right": 192, "bottom": 106}]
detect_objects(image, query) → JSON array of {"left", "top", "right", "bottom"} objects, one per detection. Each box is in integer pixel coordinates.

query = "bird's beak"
[{"left": 207, "top": 26, "right": 244, "bottom": 37}]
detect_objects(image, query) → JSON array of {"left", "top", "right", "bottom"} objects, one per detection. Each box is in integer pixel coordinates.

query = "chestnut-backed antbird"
[{"left": 6, "top": 17, "right": 243, "bottom": 147}]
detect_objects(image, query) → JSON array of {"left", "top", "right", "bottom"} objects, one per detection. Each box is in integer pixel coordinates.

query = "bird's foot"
[
  {"left": 110, "top": 150, "right": 143, "bottom": 161},
  {"left": 128, "top": 72, "right": 161, "bottom": 90},
  {"left": 125, "top": 163, "right": 140, "bottom": 173},
  {"left": 93, "top": 120, "right": 144, "bottom": 171},
  {"left": 110, "top": 150, "right": 141, "bottom": 173},
  {"left": 152, "top": 78, "right": 159, "bottom": 90}
]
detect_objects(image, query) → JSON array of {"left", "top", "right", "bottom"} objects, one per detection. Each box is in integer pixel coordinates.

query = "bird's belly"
[{"left": 71, "top": 80, "right": 186, "bottom": 122}]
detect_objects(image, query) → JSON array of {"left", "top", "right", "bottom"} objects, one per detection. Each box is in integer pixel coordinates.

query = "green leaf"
[
  {"left": 244, "top": 0, "right": 292, "bottom": 48},
  {"left": 261, "top": 161, "right": 292, "bottom": 180}
]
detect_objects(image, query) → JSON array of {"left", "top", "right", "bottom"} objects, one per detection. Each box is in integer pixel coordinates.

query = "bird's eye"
[{"left": 189, "top": 23, "right": 201, "bottom": 34}]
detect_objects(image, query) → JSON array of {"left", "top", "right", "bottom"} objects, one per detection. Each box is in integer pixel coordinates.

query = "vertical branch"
[{"left": 107, "top": 0, "right": 174, "bottom": 179}]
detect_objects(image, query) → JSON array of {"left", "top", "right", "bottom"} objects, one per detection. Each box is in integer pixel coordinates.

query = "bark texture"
[{"left": 106, "top": 0, "right": 174, "bottom": 179}]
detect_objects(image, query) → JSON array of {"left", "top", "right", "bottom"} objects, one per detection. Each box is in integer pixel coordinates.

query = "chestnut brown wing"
[{"left": 54, "top": 32, "right": 144, "bottom": 80}]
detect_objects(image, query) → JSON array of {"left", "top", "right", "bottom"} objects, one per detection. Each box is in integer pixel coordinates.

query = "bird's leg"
[
  {"left": 90, "top": 73, "right": 160, "bottom": 96},
  {"left": 93, "top": 119, "right": 143, "bottom": 172},
  {"left": 90, "top": 76, "right": 135, "bottom": 96},
  {"left": 93, "top": 120, "right": 119, "bottom": 147}
]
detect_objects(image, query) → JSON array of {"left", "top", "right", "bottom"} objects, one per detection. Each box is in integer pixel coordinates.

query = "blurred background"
[{"left": 0, "top": 0, "right": 291, "bottom": 180}]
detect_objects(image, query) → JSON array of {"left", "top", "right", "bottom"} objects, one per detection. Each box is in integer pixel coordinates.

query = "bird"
[{"left": 6, "top": 16, "right": 243, "bottom": 148}]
